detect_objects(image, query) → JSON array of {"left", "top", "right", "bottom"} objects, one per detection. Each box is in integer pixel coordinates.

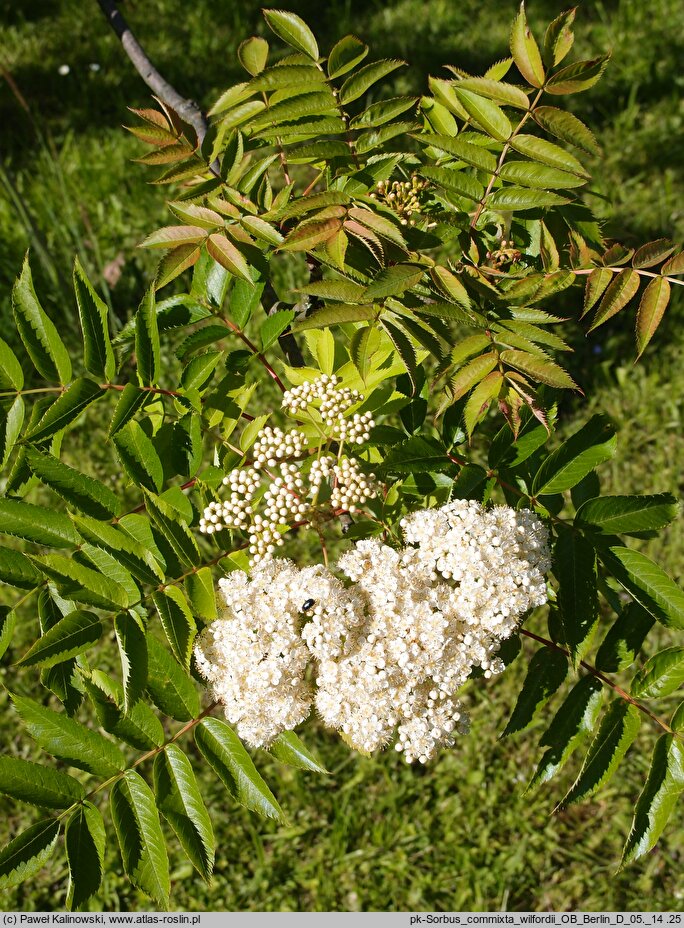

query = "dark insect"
[{"left": 301, "top": 599, "right": 316, "bottom": 612}]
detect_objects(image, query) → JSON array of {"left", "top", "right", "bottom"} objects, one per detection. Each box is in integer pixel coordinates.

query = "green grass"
[{"left": 1, "top": 0, "right": 684, "bottom": 913}]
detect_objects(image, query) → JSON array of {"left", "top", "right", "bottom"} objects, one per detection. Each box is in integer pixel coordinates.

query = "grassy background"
[{"left": 1, "top": 0, "right": 683, "bottom": 912}]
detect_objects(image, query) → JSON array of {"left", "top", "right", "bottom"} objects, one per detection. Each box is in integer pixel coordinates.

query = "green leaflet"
[
  {"left": 195, "top": 719, "right": 284, "bottom": 821},
  {"left": 576, "top": 493, "right": 679, "bottom": 536},
  {"left": 510, "top": 3, "right": 545, "bottom": 87},
  {"left": 509, "top": 135, "right": 588, "bottom": 178},
  {"left": 12, "top": 694, "right": 125, "bottom": 777},
  {"left": 114, "top": 420, "right": 164, "bottom": 493},
  {"left": 416, "top": 133, "right": 498, "bottom": 173},
  {"left": 292, "top": 304, "right": 376, "bottom": 331},
  {"left": 111, "top": 770, "right": 170, "bottom": 909},
  {"left": 152, "top": 587, "right": 197, "bottom": 669},
  {"left": 115, "top": 612, "right": 148, "bottom": 712},
  {"left": 598, "top": 546, "right": 684, "bottom": 631},
  {"left": 453, "top": 87, "right": 512, "bottom": 141},
  {"left": 328, "top": 35, "right": 369, "bottom": 79},
  {"left": 622, "top": 735, "right": 684, "bottom": 866},
  {"left": 27, "top": 378, "right": 105, "bottom": 443},
  {"left": 31, "top": 554, "right": 131, "bottom": 610},
  {"left": 12, "top": 255, "right": 72, "bottom": 384},
  {"left": 377, "top": 436, "right": 451, "bottom": 475},
  {"left": 65, "top": 802, "right": 106, "bottom": 911},
  {"left": 26, "top": 447, "right": 121, "bottom": 520},
  {"left": 0, "top": 498, "right": 80, "bottom": 548},
  {"left": 73, "top": 257, "right": 115, "bottom": 382},
  {"left": 636, "top": 276, "right": 671, "bottom": 359},
  {"left": 533, "top": 106, "right": 600, "bottom": 156},
  {"left": 0, "top": 336, "right": 24, "bottom": 390},
  {"left": 17, "top": 610, "right": 102, "bottom": 669},
  {"left": 526, "top": 676, "right": 603, "bottom": 792},
  {"left": 135, "top": 288, "right": 160, "bottom": 386},
  {"left": 595, "top": 603, "right": 654, "bottom": 673},
  {"left": 500, "top": 648, "right": 568, "bottom": 738},
  {"left": 559, "top": 700, "right": 641, "bottom": 808},
  {"left": 153, "top": 744, "right": 215, "bottom": 881},
  {"left": 108, "top": 383, "right": 150, "bottom": 437},
  {"left": 82, "top": 670, "right": 164, "bottom": 752},
  {"left": 339, "top": 59, "right": 405, "bottom": 105},
  {"left": 0, "top": 395, "right": 24, "bottom": 469},
  {"left": 262, "top": 9, "right": 318, "bottom": 60},
  {"left": 0, "top": 607, "right": 16, "bottom": 660},
  {"left": 238, "top": 36, "right": 269, "bottom": 76},
  {"left": 72, "top": 515, "right": 165, "bottom": 586},
  {"left": 146, "top": 636, "right": 200, "bottom": 722},
  {"left": 268, "top": 731, "right": 329, "bottom": 773},
  {"left": 0, "top": 756, "right": 84, "bottom": 809},
  {"left": 365, "top": 265, "right": 424, "bottom": 301},
  {"left": 488, "top": 187, "right": 571, "bottom": 210},
  {"left": 498, "top": 160, "right": 586, "bottom": 189},
  {"left": 260, "top": 309, "right": 296, "bottom": 351},
  {"left": 532, "top": 414, "right": 617, "bottom": 495},
  {"left": 554, "top": 531, "right": 599, "bottom": 666},
  {"left": 631, "top": 647, "right": 684, "bottom": 699},
  {"left": 185, "top": 568, "right": 217, "bottom": 622},
  {"left": 0, "top": 818, "right": 61, "bottom": 891}
]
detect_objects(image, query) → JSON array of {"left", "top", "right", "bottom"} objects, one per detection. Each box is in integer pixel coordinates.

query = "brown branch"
[{"left": 95, "top": 0, "right": 209, "bottom": 145}]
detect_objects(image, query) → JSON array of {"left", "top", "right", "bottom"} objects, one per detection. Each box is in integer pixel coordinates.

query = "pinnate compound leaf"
[
  {"left": 588, "top": 269, "right": 640, "bottom": 331},
  {"left": 526, "top": 676, "right": 603, "bottom": 792},
  {"left": 152, "top": 587, "right": 197, "bottom": 669},
  {"left": 114, "top": 421, "right": 164, "bottom": 493},
  {"left": 111, "top": 770, "right": 170, "bottom": 909},
  {"left": 500, "top": 647, "right": 568, "bottom": 738},
  {"left": 12, "top": 694, "right": 125, "bottom": 777},
  {"left": 115, "top": 612, "right": 148, "bottom": 712},
  {"left": 147, "top": 636, "right": 200, "bottom": 721},
  {"left": 631, "top": 648, "right": 684, "bottom": 700},
  {"left": 27, "top": 378, "right": 105, "bottom": 443},
  {"left": 595, "top": 603, "right": 654, "bottom": 674},
  {"left": 0, "top": 498, "right": 80, "bottom": 548},
  {"left": 576, "top": 493, "right": 679, "bottom": 536},
  {"left": 65, "top": 802, "right": 105, "bottom": 911},
  {"left": 153, "top": 744, "right": 215, "bottom": 881},
  {"left": 559, "top": 700, "right": 641, "bottom": 808},
  {"left": 533, "top": 106, "right": 600, "bottom": 155},
  {"left": 0, "top": 819, "right": 60, "bottom": 891},
  {"left": 0, "top": 756, "right": 84, "bottom": 809},
  {"left": 268, "top": 731, "right": 329, "bottom": 773},
  {"left": 622, "top": 735, "right": 684, "bottom": 866},
  {"left": 73, "top": 257, "right": 115, "bottom": 381},
  {"left": 532, "top": 414, "right": 617, "bottom": 496},
  {"left": 598, "top": 546, "right": 684, "bottom": 631},
  {"left": 12, "top": 255, "right": 72, "bottom": 384},
  {"left": 26, "top": 447, "right": 121, "bottom": 520},
  {"left": 554, "top": 531, "right": 599, "bottom": 666},
  {"left": 510, "top": 2, "right": 545, "bottom": 87},
  {"left": 262, "top": 9, "right": 318, "bottom": 60},
  {"left": 636, "top": 276, "right": 671, "bottom": 358},
  {"left": 135, "top": 288, "right": 160, "bottom": 386},
  {"left": 195, "top": 718, "right": 284, "bottom": 821},
  {"left": 17, "top": 610, "right": 102, "bottom": 669}
]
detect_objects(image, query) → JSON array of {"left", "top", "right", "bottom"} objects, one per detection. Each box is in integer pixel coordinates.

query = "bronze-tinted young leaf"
[
  {"left": 281, "top": 217, "right": 343, "bottom": 252},
  {"left": 449, "top": 352, "right": 499, "bottom": 402},
  {"left": 662, "top": 252, "right": 684, "bottom": 276},
  {"left": 543, "top": 7, "right": 576, "bottom": 66},
  {"left": 635, "top": 276, "right": 670, "bottom": 358},
  {"left": 139, "top": 225, "right": 207, "bottom": 249},
  {"left": 464, "top": 371, "right": 503, "bottom": 438},
  {"left": 206, "top": 234, "right": 253, "bottom": 282},
  {"left": 582, "top": 267, "right": 613, "bottom": 318},
  {"left": 588, "top": 268, "right": 640, "bottom": 331},
  {"left": 545, "top": 54, "right": 610, "bottom": 95},
  {"left": 156, "top": 243, "right": 202, "bottom": 290},
  {"left": 501, "top": 349, "right": 578, "bottom": 390},
  {"left": 510, "top": 2, "right": 545, "bottom": 88},
  {"left": 632, "top": 239, "right": 676, "bottom": 269}
]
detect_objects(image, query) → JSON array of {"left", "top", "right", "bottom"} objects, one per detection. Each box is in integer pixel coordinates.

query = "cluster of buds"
[
  {"left": 199, "top": 375, "right": 379, "bottom": 563},
  {"left": 370, "top": 176, "right": 429, "bottom": 225},
  {"left": 485, "top": 238, "right": 522, "bottom": 268}
]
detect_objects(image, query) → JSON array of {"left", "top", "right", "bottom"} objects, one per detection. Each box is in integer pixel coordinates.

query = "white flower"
[{"left": 58, "top": 65, "right": 70, "bottom": 76}]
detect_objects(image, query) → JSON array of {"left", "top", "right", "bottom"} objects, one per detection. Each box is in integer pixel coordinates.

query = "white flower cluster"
[
  {"left": 194, "top": 500, "right": 551, "bottom": 763},
  {"left": 199, "top": 376, "right": 378, "bottom": 563}
]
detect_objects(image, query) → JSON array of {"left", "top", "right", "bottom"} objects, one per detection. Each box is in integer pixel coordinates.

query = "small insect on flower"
[{"left": 301, "top": 599, "right": 316, "bottom": 612}]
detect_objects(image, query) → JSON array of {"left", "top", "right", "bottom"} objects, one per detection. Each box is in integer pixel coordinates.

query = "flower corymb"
[{"left": 195, "top": 500, "right": 551, "bottom": 763}]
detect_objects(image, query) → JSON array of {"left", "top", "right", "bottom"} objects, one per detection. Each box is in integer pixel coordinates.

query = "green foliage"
[{"left": 0, "top": 3, "right": 682, "bottom": 909}]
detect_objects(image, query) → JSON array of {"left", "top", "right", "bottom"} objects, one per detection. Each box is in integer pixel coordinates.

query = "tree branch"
[{"left": 95, "top": 0, "right": 209, "bottom": 144}]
